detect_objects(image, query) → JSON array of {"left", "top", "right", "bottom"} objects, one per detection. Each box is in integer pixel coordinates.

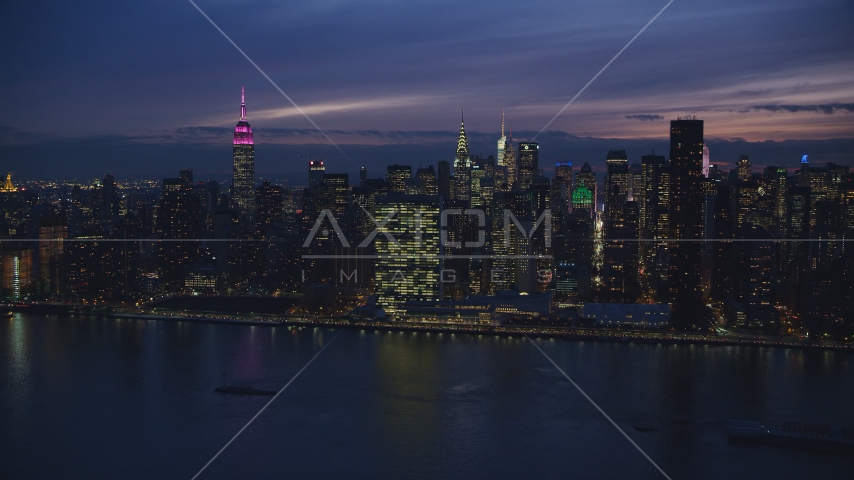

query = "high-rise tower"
[
  {"left": 518, "top": 142, "right": 539, "bottom": 190},
  {"left": 497, "top": 110, "right": 510, "bottom": 187},
  {"left": 668, "top": 117, "right": 705, "bottom": 325},
  {"left": 309, "top": 159, "right": 326, "bottom": 188},
  {"left": 604, "top": 149, "right": 629, "bottom": 223},
  {"left": 375, "top": 195, "right": 441, "bottom": 315},
  {"left": 702, "top": 144, "right": 710, "bottom": 178},
  {"left": 737, "top": 155, "right": 751, "bottom": 182},
  {"left": 503, "top": 117, "right": 517, "bottom": 189},
  {"left": 454, "top": 113, "right": 471, "bottom": 202},
  {"left": 573, "top": 162, "right": 597, "bottom": 216},
  {"left": 232, "top": 86, "right": 255, "bottom": 219}
]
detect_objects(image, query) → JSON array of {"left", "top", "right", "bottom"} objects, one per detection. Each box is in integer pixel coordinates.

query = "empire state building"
[{"left": 232, "top": 86, "right": 255, "bottom": 219}]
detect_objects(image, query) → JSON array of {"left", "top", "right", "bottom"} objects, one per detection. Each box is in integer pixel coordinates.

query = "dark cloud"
[
  {"left": 0, "top": 125, "right": 56, "bottom": 144},
  {"left": 625, "top": 114, "right": 664, "bottom": 122},
  {"left": 735, "top": 88, "right": 775, "bottom": 97},
  {"left": 1, "top": 0, "right": 853, "bottom": 139},
  {"left": 750, "top": 103, "right": 854, "bottom": 114}
]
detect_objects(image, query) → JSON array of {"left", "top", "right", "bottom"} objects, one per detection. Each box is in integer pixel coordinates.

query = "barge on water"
[
  {"left": 215, "top": 386, "right": 276, "bottom": 396},
  {"left": 728, "top": 420, "right": 854, "bottom": 454}
]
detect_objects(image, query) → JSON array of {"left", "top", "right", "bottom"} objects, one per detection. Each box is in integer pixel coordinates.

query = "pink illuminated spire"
[
  {"left": 240, "top": 85, "right": 247, "bottom": 121},
  {"left": 234, "top": 85, "right": 253, "bottom": 145}
]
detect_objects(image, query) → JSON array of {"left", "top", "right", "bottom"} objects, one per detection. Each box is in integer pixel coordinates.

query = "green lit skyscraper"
[{"left": 573, "top": 162, "right": 596, "bottom": 217}]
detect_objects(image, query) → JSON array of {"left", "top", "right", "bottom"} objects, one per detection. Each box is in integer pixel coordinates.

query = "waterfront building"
[
  {"left": 38, "top": 216, "right": 67, "bottom": 296},
  {"left": 374, "top": 194, "right": 441, "bottom": 315},
  {"left": 1, "top": 249, "right": 33, "bottom": 300},
  {"left": 579, "top": 303, "right": 671, "bottom": 328},
  {"left": 668, "top": 118, "right": 705, "bottom": 323},
  {"left": 397, "top": 290, "right": 552, "bottom": 324}
]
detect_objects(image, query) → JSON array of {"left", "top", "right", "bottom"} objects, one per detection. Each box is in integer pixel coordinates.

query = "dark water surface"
[{"left": 2, "top": 314, "right": 853, "bottom": 479}]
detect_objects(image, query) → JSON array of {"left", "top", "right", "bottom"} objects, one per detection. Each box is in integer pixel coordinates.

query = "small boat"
[
  {"left": 728, "top": 419, "right": 854, "bottom": 454},
  {"left": 215, "top": 386, "right": 276, "bottom": 396},
  {"left": 1, "top": 311, "right": 13, "bottom": 318}
]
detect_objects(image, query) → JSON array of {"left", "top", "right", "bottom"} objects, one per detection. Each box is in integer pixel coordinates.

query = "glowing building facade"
[
  {"left": 668, "top": 118, "right": 705, "bottom": 320},
  {"left": 309, "top": 159, "right": 326, "bottom": 188},
  {"left": 518, "top": 142, "right": 538, "bottom": 191},
  {"left": 374, "top": 194, "right": 440, "bottom": 315},
  {"left": 702, "top": 144, "right": 710, "bottom": 178},
  {"left": 453, "top": 117, "right": 471, "bottom": 202},
  {"left": 232, "top": 86, "right": 255, "bottom": 219}
]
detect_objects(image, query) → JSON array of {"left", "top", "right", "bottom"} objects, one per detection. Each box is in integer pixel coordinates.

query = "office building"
[{"left": 232, "top": 86, "right": 255, "bottom": 219}]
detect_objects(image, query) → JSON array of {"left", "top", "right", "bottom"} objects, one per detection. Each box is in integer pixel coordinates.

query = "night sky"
[{"left": 1, "top": 0, "right": 852, "bottom": 183}]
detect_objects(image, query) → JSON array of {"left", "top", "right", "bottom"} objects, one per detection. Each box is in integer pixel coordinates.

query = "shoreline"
[{"left": 9, "top": 304, "right": 850, "bottom": 351}]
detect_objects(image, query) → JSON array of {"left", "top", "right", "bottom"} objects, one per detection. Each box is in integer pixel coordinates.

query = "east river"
[{"left": 2, "top": 314, "right": 852, "bottom": 479}]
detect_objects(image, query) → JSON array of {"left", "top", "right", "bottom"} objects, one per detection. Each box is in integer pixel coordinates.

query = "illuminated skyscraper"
[
  {"left": 737, "top": 155, "right": 751, "bottom": 182},
  {"left": 158, "top": 173, "right": 203, "bottom": 291},
  {"left": 518, "top": 142, "right": 538, "bottom": 190},
  {"left": 798, "top": 154, "right": 810, "bottom": 187},
  {"left": 416, "top": 166, "right": 438, "bottom": 196},
  {"left": 490, "top": 190, "right": 535, "bottom": 292},
  {"left": 470, "top": 163, "right": 488, "bottom": 208},
  {"left": 255, "top": 181, "right": 284, "bottom": 231},
  {"left": 496, "top": 110, "right": 515, "bottom": 188},
  {"left": 387, "top": 164, "right": 412, "bottom": 193},
  {"left": 702, "top": 144, "right": 710, "bottom": 178},
  {"left": 38, "top": 216, "right": 67, "bottom": 296},
  {"left": 573, "top": 162, "right": 597, "bottom": 217},
  {"left": 317, "top": 173, "right": 350, "bottom": 218},
  {"left": 668, "top": 118, "right": 705, "bottom": 323},
  {"left": 309, "top": 159, "right": 326, "bottom": 188},
  {"left": 454, "top": 115, "right": 471, "bottom": 202},
  {"left": 232, "top": 86, "right": 255, "bottom": 219},
  {"left": 0, "top": 173, "right": 22, "bottom": 237},
  {"left": 555, "top": 162, "right": 573, "bottom": 184},
  {"left": 497, "top": 111, "right": 506, "bottom": 169},
  {"left": 502, "top": 118, "right": 516, "bottom": 189},
  {"left": 374, "top": 194, "right": 440, "bottom": 315},
  {"left": 764, "top": 166, "right": 788, "bottom": 224},
  {"left": 604, "top": 149, "right": 629, "bottom": 224},
  {"left": 2, "top": 249, "right": 33, "bottom": 300},
  {"left": 640, "top": 154, "right": 669, "bottom": 285},
  {"left": 554, "top": 162, "right": 573, "bottom": 214},
  {"left": 0, "top": 173, "right": 16, "bottom": 193}
]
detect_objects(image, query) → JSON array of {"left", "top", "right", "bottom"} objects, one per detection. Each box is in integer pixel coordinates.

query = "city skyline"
[{"left": 3, "top": 2, "right": 853, "bottom": 478}]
